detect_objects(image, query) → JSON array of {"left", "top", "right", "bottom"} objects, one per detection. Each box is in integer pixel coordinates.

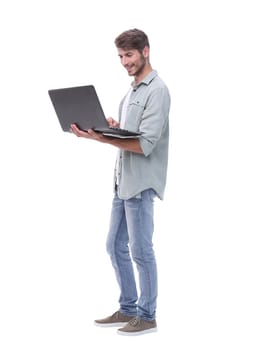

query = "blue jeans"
[{"left": 106, "top": 189, "right": 157, "bottom": 321}]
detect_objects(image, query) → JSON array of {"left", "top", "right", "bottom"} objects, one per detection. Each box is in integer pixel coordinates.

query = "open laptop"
[{"left": 48, "top": 85, "right": 141, "bottom": 138}]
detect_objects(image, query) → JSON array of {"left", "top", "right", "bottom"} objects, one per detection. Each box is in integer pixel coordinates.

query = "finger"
[
  {"left": 107, "top": 118, "right": 114, "bottom": 127},
  {"left": 107, "top": 118, "right": 119, "bottom": 128},
  {"left": 87, "top": 129, "right": 98, "bottom": 137},
  {"left": 70, "top": 124, "right": 78, "bottom": 133},
  {"left": 70, "top": 124, "right": 86, "bottom": 137}
]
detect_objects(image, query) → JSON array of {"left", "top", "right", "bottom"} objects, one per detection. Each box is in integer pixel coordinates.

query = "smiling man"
[{"left": 71, "top": 28, "right": 171, "bottom": 336}]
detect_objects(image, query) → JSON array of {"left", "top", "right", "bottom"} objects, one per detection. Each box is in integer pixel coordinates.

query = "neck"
[{"left": 134, "top": 64, "right": 153, "bottom": 84}]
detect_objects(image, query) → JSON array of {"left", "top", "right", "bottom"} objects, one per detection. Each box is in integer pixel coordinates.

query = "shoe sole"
[
  {"left": 117, "top": 327, "right": 158, "bottom": 336},
  {"left": 94, "top": 321, "right": 130, "bottom": 328}
]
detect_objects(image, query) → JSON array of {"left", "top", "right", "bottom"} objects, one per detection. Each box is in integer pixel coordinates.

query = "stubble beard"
[{"left": 128, "top": 55, "right": 146, "bottom": 78}]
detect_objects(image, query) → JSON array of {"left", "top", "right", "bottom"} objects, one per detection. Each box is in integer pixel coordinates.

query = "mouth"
[{"left": 125, "top": 65, "right": 134, "bottom": 73}]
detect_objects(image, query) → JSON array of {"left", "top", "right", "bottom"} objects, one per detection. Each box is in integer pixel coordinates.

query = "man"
[{"left": 71, "top": 28, "right": 170, "bottom": 336}]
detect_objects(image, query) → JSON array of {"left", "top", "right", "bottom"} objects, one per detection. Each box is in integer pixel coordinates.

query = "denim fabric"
[{"left": 106, "top": 189, "right": 157, "bottom": 321}]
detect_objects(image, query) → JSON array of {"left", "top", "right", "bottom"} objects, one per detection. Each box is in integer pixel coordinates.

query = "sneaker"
[
  {"left": 94, "top": 311, "right": 135, "bottom": 327},
  {"left": 117, "top": 317, "right": 157, "bottom": 336}
]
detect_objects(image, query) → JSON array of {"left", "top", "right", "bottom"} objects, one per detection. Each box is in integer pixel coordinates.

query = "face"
[{"left": 117, "top": 47, "right": 149, "bottom": 78}]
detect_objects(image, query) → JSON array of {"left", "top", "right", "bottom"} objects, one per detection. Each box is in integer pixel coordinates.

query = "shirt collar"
[{"left": 131, "top": 70, "right": 158, "bottom": 90}]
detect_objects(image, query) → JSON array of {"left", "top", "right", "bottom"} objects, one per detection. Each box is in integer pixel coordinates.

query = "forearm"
[
  {"left": 105, "top": 137, "right": 143, "bottom": 154},
  {"left": 70, "top": 124, "right": 143, "bottom": 154}
]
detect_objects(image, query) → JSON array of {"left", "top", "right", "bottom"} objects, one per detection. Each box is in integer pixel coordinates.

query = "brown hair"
[{"left": 114, "top": 28, "right": 150, "bottom": 52}]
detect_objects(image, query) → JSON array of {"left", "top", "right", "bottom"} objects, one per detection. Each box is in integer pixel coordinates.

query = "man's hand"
[
  {"left": 107, "top": 117, "right": 120, "bottom": 128},
  {"left": 70, "top": 123, "right": 108, "bottom": 143},
  {"left": 70, "top": 121, "right": 143, "bottom": 154}
]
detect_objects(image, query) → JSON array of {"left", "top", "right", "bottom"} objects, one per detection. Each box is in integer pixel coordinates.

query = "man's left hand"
[{"left": 70, "top": 123, "right": 108, "bottom": 142}]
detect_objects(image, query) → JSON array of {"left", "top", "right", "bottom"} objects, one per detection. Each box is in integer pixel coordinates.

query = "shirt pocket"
[{"left": 125, "top": 101, "right": 145, "bottom": 131}]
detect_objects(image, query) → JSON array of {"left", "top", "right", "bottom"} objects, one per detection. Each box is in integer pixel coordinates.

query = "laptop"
[{"left": 48, "top": 85, "right": 142, "bottom": 138}]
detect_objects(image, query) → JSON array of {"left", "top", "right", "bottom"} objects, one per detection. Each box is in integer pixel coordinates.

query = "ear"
[{"left": 142, "top": 46, "right": 150, "bottom": 58}]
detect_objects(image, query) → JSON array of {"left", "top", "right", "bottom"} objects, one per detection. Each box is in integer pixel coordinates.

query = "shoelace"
[{"left": 128, "top": 317, "right": 140, "bottom": 327}]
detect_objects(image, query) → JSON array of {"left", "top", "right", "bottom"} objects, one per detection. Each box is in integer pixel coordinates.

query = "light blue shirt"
[{"left": 115, "top": 70, "right": 170, "bottom": 200}]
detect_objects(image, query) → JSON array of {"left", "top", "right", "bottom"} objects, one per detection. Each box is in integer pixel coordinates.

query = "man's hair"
[{"left": 114, "top": 28, "right": 150, "bottom": 52}]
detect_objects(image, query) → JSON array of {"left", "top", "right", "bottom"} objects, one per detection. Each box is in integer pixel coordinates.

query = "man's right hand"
[{"left": 107, "top": 117, "right": 120, "bottom": 128}]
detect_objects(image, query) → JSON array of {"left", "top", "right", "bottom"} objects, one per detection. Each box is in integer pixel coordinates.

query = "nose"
[{"left": 121, "top": 56, "right": 129, "bottom": 66}]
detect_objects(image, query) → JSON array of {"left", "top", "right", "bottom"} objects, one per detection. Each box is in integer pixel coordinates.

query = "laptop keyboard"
[{"left": 109, "top": 126, "right": 135, "bottom": 135}]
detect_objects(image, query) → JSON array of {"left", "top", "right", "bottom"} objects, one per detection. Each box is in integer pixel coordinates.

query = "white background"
[{"left": 0, "top": 0, "right": 256, "bottom": 349}]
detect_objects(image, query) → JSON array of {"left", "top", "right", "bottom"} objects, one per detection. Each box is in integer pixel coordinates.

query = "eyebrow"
[{"left": 118, "top": 51, "right": 134, "bottom": 57}]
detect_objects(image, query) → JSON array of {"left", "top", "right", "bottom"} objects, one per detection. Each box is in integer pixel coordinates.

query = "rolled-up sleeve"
[{"left": 139, "top": 87, "right": 170, "bottom": 157}]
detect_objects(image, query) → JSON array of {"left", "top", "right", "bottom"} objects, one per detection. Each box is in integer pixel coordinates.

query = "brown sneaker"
[
  {"left": 117, "top": 317, "right": 157, "bottom": 336},
  {"left": 94, "top": 311, "right": 135, "bottom": 327}
]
